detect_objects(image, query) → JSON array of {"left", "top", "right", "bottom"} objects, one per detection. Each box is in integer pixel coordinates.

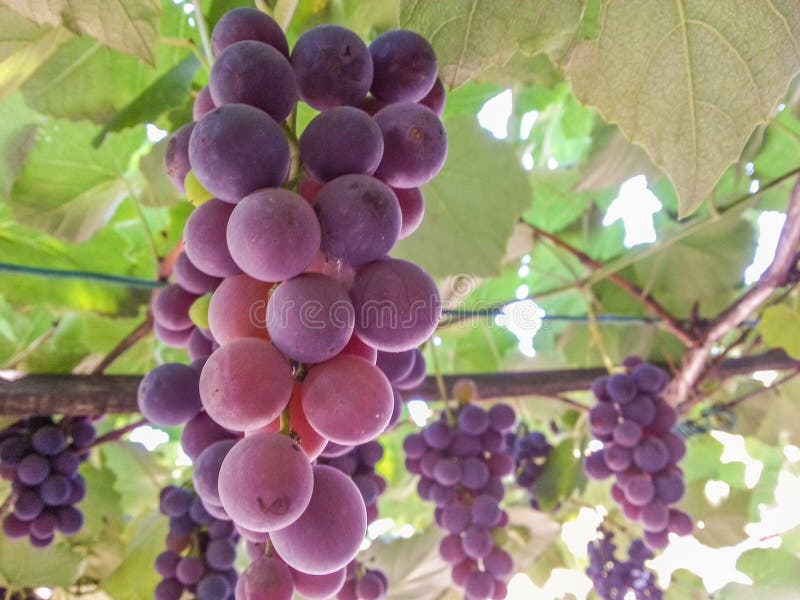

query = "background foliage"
[{"left": 1, "top": 0, "right": 800, "bottom": 598}]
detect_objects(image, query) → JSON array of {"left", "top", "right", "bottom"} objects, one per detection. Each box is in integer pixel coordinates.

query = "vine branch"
[
  {"left": 87, "top": 315, "right": 154, "bottom": 376},
  {"left": 670, "top": 176, "right": 800, "bottom": 407},
  {"left": 527, "top": 224, "right": 695, "bottom": 347}
]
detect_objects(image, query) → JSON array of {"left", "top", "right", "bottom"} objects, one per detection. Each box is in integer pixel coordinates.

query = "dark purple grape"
[
  {"left": 633, "top": 363, "right": 668, "bottom": 393},
  {"left": 40, "top": 474, "right": 72, "bottom": 506},
  {"left": 458, "top": 404, "right": 489, "bottom": 436},
  {"left": 606, "top": 374, "right": 637, "bottom": 404},
  {"left": 211, "top": 7, "right": 288, "bottom": 58},
  {"left": 51, "top": 451, "right": 79, "bottom": 477},
  {"left": 3, "top": 514, "right": 29, "bottom": 538},
  {"left": 369, "top": 29, "right": 437, "bottom": 102},
  {"left": 176, "top": 556, "right": 206, "bottom": 585},
  {"left": 160, "top": 486, "right": 193, "bottom": 517},
  {"left": 403, "top": 433, "right": 427, "bottom": 459},
  {"left": 183, "top": 198, "right": 240, "bottom": 277},
  {"left": 613, "top": 421, "right": 643, "bottom": 448},
  {"left": 314, "top": 174, "right": 401, "bottom": 267},
  {"left": 187, "top": 328, "right": 213, "bottom": 361},
  {"left": 419, "top": 78, "right": 445, "bottom": 116},
  {"left": 206, "top": 538, "right": 237, "bottom": 570},
  {"left": 394, "top": 186, "right": 425, "bottom": 239},
  {"left": 210, "top": 41, "right": 296, "bottom": 121},
  {"left": 152, "top": 284, "right": 198, "bottom": 332},
  {"left": 471, "top": 494, "right": 500, "bottom": 527},
  {"left": 591, "top": 376, "right": 610, "bottom": 401},
  {"left": 137, "top": 364, "right": 202, "bottom": 427},
  {"left": 633, "top": 437, "right": 670, "bottom": 473},
  {"left": 356, "top": 570, "right": 385, "bottom": 600},
  {"left": 650, "top": 399, "right": 678, "bottom": 433},
  {"left": 70, "top": 419, "right": 96, "bottom": 448},
  {"left": 169, "top": 513, "right": 195, "bottom": 538},
  {"left": 662, "top": 432, "right": 686, "bottom": 462},
  {"left": 375, "top": 349, "right": 416, "bottom": 384},
  {"left": 14, "top": 489, "right": 43, "bottom": 521},
  {"left": 373, "top": 102, "right": 447, "bottom": 188},
  {"left": 422, "top": 421, "right": 452, "bottom": 450},
  {"left": 67, "top": 474, "right": 86, "bottom": 504},
  {"left": 291, "top": 25, "right": 373, "bottom": 110},
  {"left": 17, "top": 454, "right": 50, "bottom": 486},
  {"left": 0, "top": 435, "right": 27, "bottom": 466},
  {"left": 193, "top": 85, "right": 215, "bottom": 121},
  {"left": 55, "top": 506, "right": 83, "bottom": 534},
  {"left": 182, "top": 411, "right": 236, "bottom": 461},
  {"left": 197, "top": 573, "right": 231, "bottom": 600},
  {"left": 300, "top": 107, "right": 384, "bottom": 181},
  {"left": 589, "top": 403, "right": 618, "bottom": 436},
  {"left": 653, "top": 468, "right": 685, "bottom": 503},
  {"left": 188, "top": 104, "right": 290, "bottom": 203},
  {"left": 155, "top": 551, "right": 181, "bottom": 578},
  {"left": 30, "top": 511, "right": 57, "bottom": 539},
  {"left": 620, "top": 395, "right": 655, "bottom": 426},
  {"left": 164, "top": 122, "right": 195, "bottom": 192},
  {"left": 32, "top": 426, "right": 67, "bottom": 456}
]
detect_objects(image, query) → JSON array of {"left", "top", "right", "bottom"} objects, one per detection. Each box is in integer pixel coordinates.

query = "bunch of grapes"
[
  {"left": 583, "top": 358, "right": 693, "bottom": 550},
  {"left": 586, "top": 527, "right": 662, "bottom": 599},
  {"left": 140, "top": 7, "right": 446, "bottom": 596},
  {"left": 154, "top": 485, "right": 240, "bottom": 600},
  {"left": 0, "top": 416, "right": 93, "bottom": 548},
  {"left": 336, "top": 560, "right": 389, "bottom": 600},
  {"left": 505, "top": 427, "right": 552, "bottom": 509},
  {"left": 403, "top": 384, "right": 517, "bottom": 600}
]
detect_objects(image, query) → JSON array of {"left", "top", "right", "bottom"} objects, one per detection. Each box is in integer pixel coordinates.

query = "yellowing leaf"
[
  {"left": 565, "top": 0, "right": 800, "bottom": 216},
  {"left": 758, "top": 304, "right": 800, "bottom": 359}
]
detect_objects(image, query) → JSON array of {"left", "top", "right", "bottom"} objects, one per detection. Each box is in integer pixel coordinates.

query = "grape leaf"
[
  {"left": 391, "top": 115, "right": 531, "bottom": 278},
  {"left": 532, "top": 437, "right": 586, "bottom": 511},
  {"left": 758, "top": 305, "right": 800, "bottom": 359},
  {"left": 137, "top": 139, "right": 183, "bottom": 208},
  {"left": 101, "top": 441, "right": 170, "bottom": 516},
  {"left": 5, "top": 0, "right": 161, "bottom": 65},
  {"left": 565, "top": 0, "right": 800, "bottom": 217},
  {"left": 0, "top": 92, "right": 39, "bottom": 200},
  {"left": 0, "top": 19, "right": 71, "bottom": 101},
  {"left": 9, "top": 119, "right": 145, "bottom": 243},
  {"left": 0, "top": 537, "right": 84, "bottom": 588},
  {"left": 525, "top": 169, "right": 598, "bottom": 233},
  {"left": 399, "top": 0, "right": 583, "bottom": 87},
  {"left": 716, "top": 549, "right": 800, "bottom": 599}
]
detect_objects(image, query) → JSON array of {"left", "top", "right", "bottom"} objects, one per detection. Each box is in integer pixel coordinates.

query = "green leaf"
[
  {"left": 94, "top": 54, "right": 199, "bottom": 146},
  {"left": 532, "top": 437, "right": 586, "bottom": 511},
  {"left": 399, "top": 0, "right": 583, "bottom": 87},
  {"left": 391, "top": 116, "right": 531, "bottom": 278},
  {"left": 716, "top": 549, "right": 800, "bottom": 599},
  {"left": 736, "top": 379, "right": 800, "bottom": 446},
  {"left": 0, "top": 537, "right": 84, "bottom": 588},
  {"left": 101, "top": 441, "right": 170, "bottom": 516},
  {"left": 758, "top": 305, "right": 800, "bottom": 359},
  {"left": 0, "top": 92, "right": 39, "bottom": 200},
  {"left": 665, "top": 569, "right": 709, "bottom": 600},
  {"left": 525, "top": 169, "right": 596, "bottom": 233},
  {"left": 9, "top": 120, "right": 145, "bottom": 242},
  {"left": 565, "top": 0, "right": 800, "bottom": 216},
  {"left": 137, "top": 139, "right": 183, "bottom": 208},
  {"left": 576, "top": 126, "right": 663, "bottom": 192},
  {"left": 5, "top": 0, "right": 161, "bottom": 65},
  {"left": 0, "top": 21, "right": 72, "bottom": 101},
  {"left": 503, "top": 506, "right": 561, "bottom": 571}
]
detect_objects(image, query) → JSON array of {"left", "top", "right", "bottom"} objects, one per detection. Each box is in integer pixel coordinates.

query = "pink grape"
[{"left": 208, "top": 273, "right": 273, "bottom": 345}]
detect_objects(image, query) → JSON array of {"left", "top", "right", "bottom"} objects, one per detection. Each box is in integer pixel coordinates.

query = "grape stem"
[
  {"left": 273, "top": 0, "right": 299, "bottom": 31},
  {"left": 76, "top": 417, "right": 149, "bottom": 455},
  {"left": 87, "top": 315, "right": 153, "bottom": 376},
  {"left": 0, "top": 490, "right": 16, "bottom": 521},
  {"left": 191, "top": 0, "right": 214, "bottom": 68}
]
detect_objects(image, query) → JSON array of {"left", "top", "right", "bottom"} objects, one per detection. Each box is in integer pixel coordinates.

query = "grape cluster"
[
  {"left": 586, "top": 528, "right": 662, "bottom": 600},
  {"left": 337, "top": 560, "right": 389, "bottom": 600},
  {"left": 403, "top": 388, "right": 517, "bottom": 600},
  {"left": 141, "top": 7, "right": 446, "bottom": 592},
  {"left": 583, "top": 358, "right": 693, "bottom": 550},
  {"left": 154, "top": 485, "right": 240, "bottom": 600},
  {"left": 506, "top": 428, "right": 552, "bottom": 509},
  {"left": 318, "top": 440, "right": 386, "bottom": 526},
  {"left": 0, "top": 416, "right": 93, "bottom": 548}
]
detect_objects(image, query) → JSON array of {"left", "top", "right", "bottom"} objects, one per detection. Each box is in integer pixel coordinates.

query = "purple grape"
[
  {"left": 183, "top": 198, "right": 240, "bottom": 277},
  {"left": 395, "top": 348, "right": 427, "bottom": 390},
  {"left": 620, "top": 395, "right": 655, "bottom": 426},
  {"left": 30, "top": 533, "right": 54, "bottom": 547},
  {"left": 589, "top": 403, "right": 619, "bottom": 436},
  {"left": 441, "top": 502, "right": 471, "bottom": 534},
  {"left": 440, "top": 533, "right": 466, "bottom": 564},
  {"left": 603, "top": 444, "right": 632, "bottom": 472},
  {"left": 421, "top": 420, "right": 452, "bottom": 450},
  {"left": 471, "top": 495, "right": 500, "bottom": 527},
  {"left": 187, "top": 328, "right": 213, "bottom": 361},
  {"left": 613, "top": 421, "right": 643, "bottom": 448},
  {"left": 14, "top": 489, "right": 43, "bottom": 521},
  {"left": 197, "top": 573, "right": 231, "bottom": 600},
  {"left": 606, "top": 374, "right": 637, "bottom": 404},
  {"left": 193, "top": 85, "right": 215, "bottom": 121},
  {"left": 30, "top": 510, "right": 57, "bottom": 539},
  {"left": 206, "top": 538, "right": 237, "bottom": 570},
  {"left": 31, "top": 426, "right": 67, "bottom": 456},
  {"left": 55, "top": 506, "right": 83, "bottom": 534},
  {"left": 419, "top": 78, "right": 445, "bottom": 116},
  {"left": 355, "top": 570, "right": 385, "bottom": 600},
  {"left": 369, "top": 29, "right": 437, "bottom": 102},
  {"left": 487, "top": 404, "right": 515, "bottom": 433},
  {"left": 484, "top": 547, "right": 513, "bottom": 579},
  {"left": 623, "top": 473, "right": 655, "bottom": 507},
  {"left": 433, "top": 458, "right": 461, "bottom": 486},
  {"left": 668, "top": 509, "right": 693, "bottom": 536},
  {"left": 350, "top": 257, "right": 441, "bottom": 352},
  {"left": 650, "top": 399, "right": 678, "bottom": 433},
  {"left": 70, "top": 419, "right": 96, "bottom": 448},
  {"left": 40, "top": 474, "right": 72, "bottom": 506},
  {"left": 464, "top": 570, "right": 495, "bottom": 600},
  {"left": 155, "top": 578, "right": 183, "bottom": 600},
  {"left": 458, "top": 404, "right": 489, "bottom": 436},
  {"left": 155, "top": 551, "right": 181, "bottom": 578},
  {"left": 68, "top": 474, "right": 86, "bottom": 503},
  {"left": 193, "top": 440, "right": 236, "bottom": 506},
  {"left": 451, "top": 433, "right": 481, "bottom": 457},
  {"left": 291, "top": 25, "right": 372, "bottom": 110},
  {"left": 430, "top": 483, "right": 456, "bottom": 506},
  {"left": 137, "top": 363, "right": 202, "bottom": 427},
  {"left": 394, "top": 186, "right": 426, "bottom": 239},
  {"left": 207, "top": 519, "right": 235, "bottom": 539},
  {"left": 357, "top": 441, "right": 384, "bottom": 467},
  {"left": 460, "top": 457, "right": 490, "bottom": 490},
  {"left": 403, "top": 433, "right": 427, "bottom": 459},
  {"left": 640, "top": 500, "right": 669, "bottom": 532},
  {"left": 266, "top": 273, "right": 355, "bottom": 364},
  {"left": 211, "top": 7, "right": 288, "bottom": 57},
  {"left": 169, "top": 514, "right": 195, "bottom": 537},
  {"left": 0, "top": 435, "right": 27, "bottom": 466},
  {"left": 633, "top": 363, "right": 668, "bottom": 393},
  {"left": 51, "top": 451, "right": 79, "bottom": 477},
  {"left": 487, "top": 453, "right": 514, "bottom": 477},
  {"left": 314, "top": 174, "right": 401, "bottom": 267},
  {"left": 584, "top": 451, "right": 613, "bottom": 480},
  {"left": 176, "top": 556, "right": 206, "bottom": 585},
  {"left": 653, "top": 468, "right": 685, "bottom": 503},
  {"left": 591, "top": 376, "right": 610, "bottom": 401},
  {"left": 3, "top": 514, "right": 29, "bottom": 538},
  {"left": 662, "top": 432, "right": 686, "bottom": 462},
  {"left": 189, "top": 496, "right": 213, "bottom": 524},
  {"left": 173, "top": 253, "right": 222, "bottom": 295},
  {"left": 164, "top": 122, "right": 194, "bottom": 192},
  {"left": 210, "top": 41, "right": 296, "bottom": 121},
  {"left": 227, "top": 187, "right": 320, "bottom": 282},
  {"left": 17, "top": 454, "right": 50, "bottom": 486},
  {"left": 152, "top": 284, "right": 199, "bottom": 332},
  {"left": 353, "top": 474, "right": 379, "bottom": 505},
  {"left": 633, "top": 437, "right": 670, "bottom": 473},
  {"left": 300, "top": 107, "right": 384, "bottom": 181},
  {"left": 188, "top": 104, "right": 290, "bottom": 203},
  {"left": 373, "top": 103, "right": 447, "bottom": 188}
]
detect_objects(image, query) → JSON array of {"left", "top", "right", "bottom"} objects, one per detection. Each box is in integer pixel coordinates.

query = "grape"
[
  {"left": 433, "top": 458, "right": 461, "bottom": 486},
  {"left": 70, "top": 418, "right": 95, "bottom": 448},
  {"left": 176, "top": 556, "right": 206, "bottom": 585},
  {"left": 164, "top": 122, "right": 194, "bottom": 192},
  {"left": 169, "top": 514, "right": 195, "bottom": 537},
  {"left": 300, "top": 107, "right": 384, "bottom": 181},
  {"left": 155, "top": 578, "right": 184, "bottom": 600},
  {"left": 662, "top": 432, "right": 686, "bottom": 462},
  {"left": 589, "top": 402, "right": 618, "bottom": 436},
  {"left": 212, "top": 7, "right": 288, "bottom": 57},
  {"left": 181, "top": 411, "right": 236, "bottom": 461},
  {"left": 640, "top": 500, "right": 669, "bottom": 532},
  {"left": 633, "top": 437, "right": 670, "bottom": 473},
  {"left": 184, "top": 198, "right": 240, "bottom": 277},
  {"left": 441, "top": 502, "right": 470, "bottom": 534},
  {"left": 155, "top": 551, "right": 180, "bottom": 579},
  {"left": 188, "top": 104, "right": 290, "bottom": 203},
  {"left": 419, "top": 78, "right": 445, "bottom": 116},
  {"left": 32, "top": 426, "right": 67, "bottom": 456},
  {"left": 481, "top": 429, "right": 504, "bottom": 453},
  {"left": 375, "top": 349, "right": 416, "bottom": 383},
  {"left": 603, "top": 444, "right": 632, "bottom": 472},
  {"left": 291, "top": 566, "right": 347, "bottom": 599},
  {"left": 314, "top": 175, "right": 401, "bottom": 266},
  {"left": 439, "top": 533, "right": 466, "bottom": 564},
  {"left": 206, "top": 538, "right": 237, "bottom": 570},
  {"left": 591, "top": 376, "right": 610, "bottom": 401},
  {"left": 402, "top": 433, "right": 426, "bottom": 460},
  {"left": 165, "top": 532, "right": 190, "bottom": 552},
  {"left": 227, "top": 188, "right": 321, "bottom": 282},
  {"left": 266, "top": 273, "right": 355, "bottom": 363},
  {"left": 0, "top": 435, "right": 27, "bottom": 466},
  {"left": 199, "top": 339, "right": 293, "bottom": 431},
  {"left": 340, "top": 333, "right": 377, "bottom": 364},
  {"left": 210, "top": 41, "right": 296, "bottom": 121},
  {"left": 633, "top": 363, "right": 667, "bottom": 393},
  {"left": 451, "top": 559, "right": 476, "bottom": 586},
  {"left": 197, "top": 573, "right": 231, "bottom": 600},
  {"left": 291, "top": 25, "right": 373, "bottom": 110},
  {"left": 613, "top": 420, "right": 643, "bottom": 448},
  {"left": 606, "top": 373, "right": 637, "bottom": 404},
  {"left": 30, "top": 511, "right": 57, "bottom": 539},
  {"left": 3, "top": 514, "right": 29, "bottom": 538},
  {"left": 173, "top": 253, "right": 221, "bottom": 295},
  {"left": 153, "top": 322, "right": 192, "bottom": 349},
  {"left": 623, "top": 473, "right": 655, "bottom": 507},
  {"left": 643, "top": 528, "right": 669, "bottom": 550},
  {"left": 14, "top": 489, "right": 43, "bottom": 521},
  {"left": 487, "top": 453, "right": 514, "bottom": 477},
  {"left": 650, "top": 399, "right": 678, "bottom": 433},
  {"left": 394, "top": 350, "right": 425, "bottom": 391},
  {"left": 373, "top": 103, "right": 447, "bottom": 188},
  {"left": 487, "top": 404, "right": 516, "bottom": 433},
  {"left": 322, "top": 441, "right": 356, "bottom": 459},
  {"left": 653, "top": 468, "right": 685, "bottom": 503},
  {"left": 17, "top": 454, "right": 50, "bottom": 486},
  {"left": 355, "top": 570, "right": 385, "bottom": 600},
  {"left": 471, "top": 495, "right": 500, "bottom": 528},
  {"left": 423, "top": 420, "right": 453, "bottom": 450},
  {"left": 393, "top": 186, "right": 426, "bottom": 240},
  {"left": 208, "top": 519, "right": 235, "bottom": 539},
  {"left": 484, "top": 547, "right": 513, "bottom": 579},
  {"left": 460, "top": 457, "right": 490, "bottom": 490},
  {"left": 41, "top": 474, "right": 72, "bottom": 506},
  {"left": 138, "top": 363, "right": 202, "bottom": 427},
  {"left": 301, "top": 355, "right": 393, "bottom": 445},
  {"left": 153, "top": 283, "right": 199, "bottom": 331},
  {"left": 620, "top": 395, "right": 655, "bottom": 426},
  {"left": 668, "top": 509, "right": 693, "bottom": 536},
  {"left": 270, "top": 465, "right": 367, "bottom": 575},
  {"left": 218, "top": 432, "right": 313, "bottom": 531},
  {"left": 193, "top": 440, "right": 236, "bottom": 506},
  {"left": 419, "top": 450, "right": 441, "bottom": 478},
  {"left": 207, "top": 274, "right": 272, "bottom": 345},
  {"left": 193, "top": 85, "right": 215, "bottom": 121},
  {"left": 357, "top": 441, "right": 383, "bottom": 466},
  {"left": 369, "top": 30, "right": 437, "bottom": 102},
  {"left": 67, "top": 474, "right": 86, "bottom": 503},
  {"left": 458, "top": 404, "right": 489, "bottom": 436},
  {"left": 349, "top": 258, "right": 441, "bottom": 351},
  {"left": 464, "top": 570, "right": 495, "bottom": 600}
]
